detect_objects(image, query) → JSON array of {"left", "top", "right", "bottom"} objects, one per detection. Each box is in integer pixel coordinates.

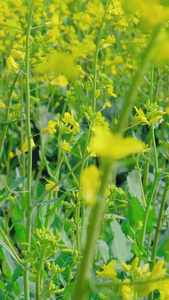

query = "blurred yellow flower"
[
  {"left": 102, "top": 101, "right": 112, "bottom": 110},
  {"left": 6, "top": 55, "right": 18, "bottom": 70},
  {"left": 122, "top": 279, "right": 134, "bottom": 300},
  {"left": 81, "top": 165, "right": 100, "bottom": 206},
  {"left": 11, "top": 49, "right": 25, "bottom": 60},
  {"left": 0, "top": 101, "right": 6, "bottom": 108},
  {"left": 51, "top": 75, "right": 68, "bottom": 87},
  {"left": 22, "top": 138, "right": 35, "bottom": 152},
  {"left": 42, "top": 120, "right": 57, "bottom": 134},
  {"left": 61, "top": 140, "right": 71, "bottom": 152},
  {"left": 89, "top": 127, "right": 145, "bottom": 160},
  {"left": 134, "top": 106, "right": 150, "bottom": 124},
  {"left": 45, "top": 180, "right": 59, "bottom": 192},
  {"left": 95, "top": 89, "right": 101, "bottom": 98},
  {"left": 96, "top": 261, "right": 117, "bottom": 280}
]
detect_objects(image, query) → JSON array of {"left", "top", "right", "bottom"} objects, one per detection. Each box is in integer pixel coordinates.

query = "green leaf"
[
  {"left": 0, "top": 240, "right": 19, "bottom": 263},
  {"left": 129, "top": 197, "right": 156, "bottom": 234},
  {"left": 8, "top": 177, "right": 25, "bottom": 190},
  {"left": 12, "top": 266, "right": 23, "bottom": 283},
  {"left": 127, "top": 170, "right": 143, "bottom": 206},
  {"left": 0, "top": 280, "right": 5, "bottom": 291},
  {"left": 96, "top": 240, "right": 109, "bottom": 263},
  {"left": 110, "top": 219, "right": 133, "bottom": 261},
  {"left": 14, "top": 224, "right": 26, "bottom": 243}
]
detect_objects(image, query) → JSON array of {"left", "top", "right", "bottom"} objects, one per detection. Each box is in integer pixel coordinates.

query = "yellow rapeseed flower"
[
  {"left": 0, "top": 101, "right": 6, "bottom": 108},
  {"left": 45, "top": 180, "right": 59, "bottom": 192},
  {"left": 11, "top": 49, "right": 25, "bottom": 60},
  {"left": 61, "top": 140, "right": 71, "bottom": 152},
  {"left": 134, "top": 106, "right": 150, "bottom": 124},
  {"left": 6, "top": 55, "right": 18, "bottom": 70},
  {"left": 42, "top": 120, "right": 57, "bottom": 134},
  {"left": 96, "top": 261, "right": 117, "bottom": 280},
  {"left": 89, "top": 127, "right": 145, "bottom": 160},
  {"left": 51, "top": 75, "right": 68, "bottom": 87},
  {"left": 22, "top": 138, "right": 35, "bottom": 152},
  {"left": 81, "top": 165, "right": 100, "bottom": 206}
]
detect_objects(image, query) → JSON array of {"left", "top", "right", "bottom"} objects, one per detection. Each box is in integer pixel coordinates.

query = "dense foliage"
[{"left": 0, "top": 0, "right": 169, "bottom": 299}]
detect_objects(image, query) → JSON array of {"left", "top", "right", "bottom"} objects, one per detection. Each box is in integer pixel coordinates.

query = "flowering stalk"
[
  {"left": 92, "top": 0, "right": 111, "bottom": 113},
  {"left": 116, "top": 26, "right": 161, "bottom": 134},
  {"left": 72, "top": 163, "right": 112, "bottom": 300},
  {"left": 24, "top": 1, "right": 34, "bottom": 299}
]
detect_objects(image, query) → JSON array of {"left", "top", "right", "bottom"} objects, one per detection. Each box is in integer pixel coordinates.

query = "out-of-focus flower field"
[{"left": 0, "top": 0, "right": 169, "bottom": 299}]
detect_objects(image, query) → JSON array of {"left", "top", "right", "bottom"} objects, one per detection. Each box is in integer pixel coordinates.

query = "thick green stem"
[
  {"left": 72, "top": 163, "right": 112, "bottom": 300},
  {"left": 0, "top": 73, "right": 19, "bottom": 160},
  {"left": 92, "top": 0, "right": 111, "bottom": 113},
  {"left": 24, "top": 2, "right": 34, "bottom": 299},
  {"left": 36, "top": 273, "right": 41, "bottom": 300}
]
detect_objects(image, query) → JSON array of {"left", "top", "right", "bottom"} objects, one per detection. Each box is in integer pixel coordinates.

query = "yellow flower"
[
  {"left": 102, "top": 101, "right": 112, "bottom": 110},
  {"left": 42, "top": 120, "right": 57, "bottom": 134},
  {"left": 81, "top": 165, "right": 100, "bottom": 206},
  {"left": 95, "top": 89, "right": 101, "bottom": 99},
  {"left": 22, "top": 138, "right": 35, "bottom": 152},
  {"left": 51, "top": 75, "right": 68, "bottom": 87},
  {"left": 122, "top": 279, "right": 134, "bottom": 300},
  {"left": 11, "top": 49, "right": 25, "bottom": 60},
  {"left": 108, "top": 85, "right": 117, "bottom": 97},
  {"left": 6, "top": 55, "right": 18, "bottom": 70},
  {"left": 89, "top": 127, "right": 145, "bottom": 160},
  {"left": 96, "top": 261, "right": 117, "bottom": 280},
  {"left": 45, "top": 180, "right": 59, "bottom": 192},
  {"left": 113, "top": 55, "right": 124, "bottom": 64},
  {"left": 62, "top": 110, "right": 75, "bottom": 125},
  {"left": 76, "top": 65, "right": 86, "bottom": 75},
  {"left": 134, "top": 106, "right": 150, "bottom": 124},
  {"left": 0, "top": 101, "right": 6, "bottom": 108},
  {"left": 61, "top": 140, "right": 71, "bottom": 152}
]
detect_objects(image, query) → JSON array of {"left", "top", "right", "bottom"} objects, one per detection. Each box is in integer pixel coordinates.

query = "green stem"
[
  {"left": 72, "top": 163, "right": 112, "bottom": 300},
  {"left": 36, "top": 273, "right": 41, "bottom": 300},
  {"left": 151, "top": 186, "right": 169, "bottom": 262},
  {"left": 24, "top": 2, "right": 34, "bottom": 299},
  {"left": 0, "top": 226, "right": 22, "bottom": 264},
  {"left": 151, "top": 124, "right": 158, "bottom": 173},
  {"left": 92, "top": 0, "right": 111, "bottom": 113},
  {"left": 0, "top": 73, "right": 19, "bottom": 160},
  {"left": 141, "top": 174, "right": 159, "bottom": 246},
  {"left": 116, "top": 26, "right": 160, "bottom": 134}
]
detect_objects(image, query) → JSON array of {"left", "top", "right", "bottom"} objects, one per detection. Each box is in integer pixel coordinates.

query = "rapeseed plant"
[{"left": 0, "top": 0, "right": 169, "bottom": 299}]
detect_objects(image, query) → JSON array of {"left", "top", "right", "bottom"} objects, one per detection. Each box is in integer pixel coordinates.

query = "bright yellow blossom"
[
  {"left": 96, "top": 261, "right": 117, "bottom": 280},
  {"left": 45, "top": 180, "right": 59, "bottom": 192},
  {"left": 6, "top": 55, "right": 18, "bottom": 70},
  {"left": 108, "top": 85, "right": 117, "bottom": 97},
  {"left": 42, "top": 120, "right": 57, "bottom": 134},
  {"left": 89, "top": 127, "right": 145, "bottom": 160},
  {"left": 22, "top": 138, "right": 35, "bottom": 152},
  {"left": 0, "top": 101, "right": 6, "bottom": 108},
  {"left": 81, "top": 165, "right": 100, "bottom": 206},
  {"left": 134, "top": 106, "right": 150, "bottom": 124},
  {"left": 61, "top": 140, "right": 71, "bottom": 152},
  {"left": 11, "top": 49, "right": 25, "bottom": 60},
  {"left": 95, "top": 89, "right": 101, "bottom": 98},
  {"left": 102, "top": 101, "right": 112, "bottom": 110},
  {"left": 51, "top": 75, "right": 68, "bottom": 87},
  {"left": 122, "top": 279, "right": 134, "bottom": 300}
]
